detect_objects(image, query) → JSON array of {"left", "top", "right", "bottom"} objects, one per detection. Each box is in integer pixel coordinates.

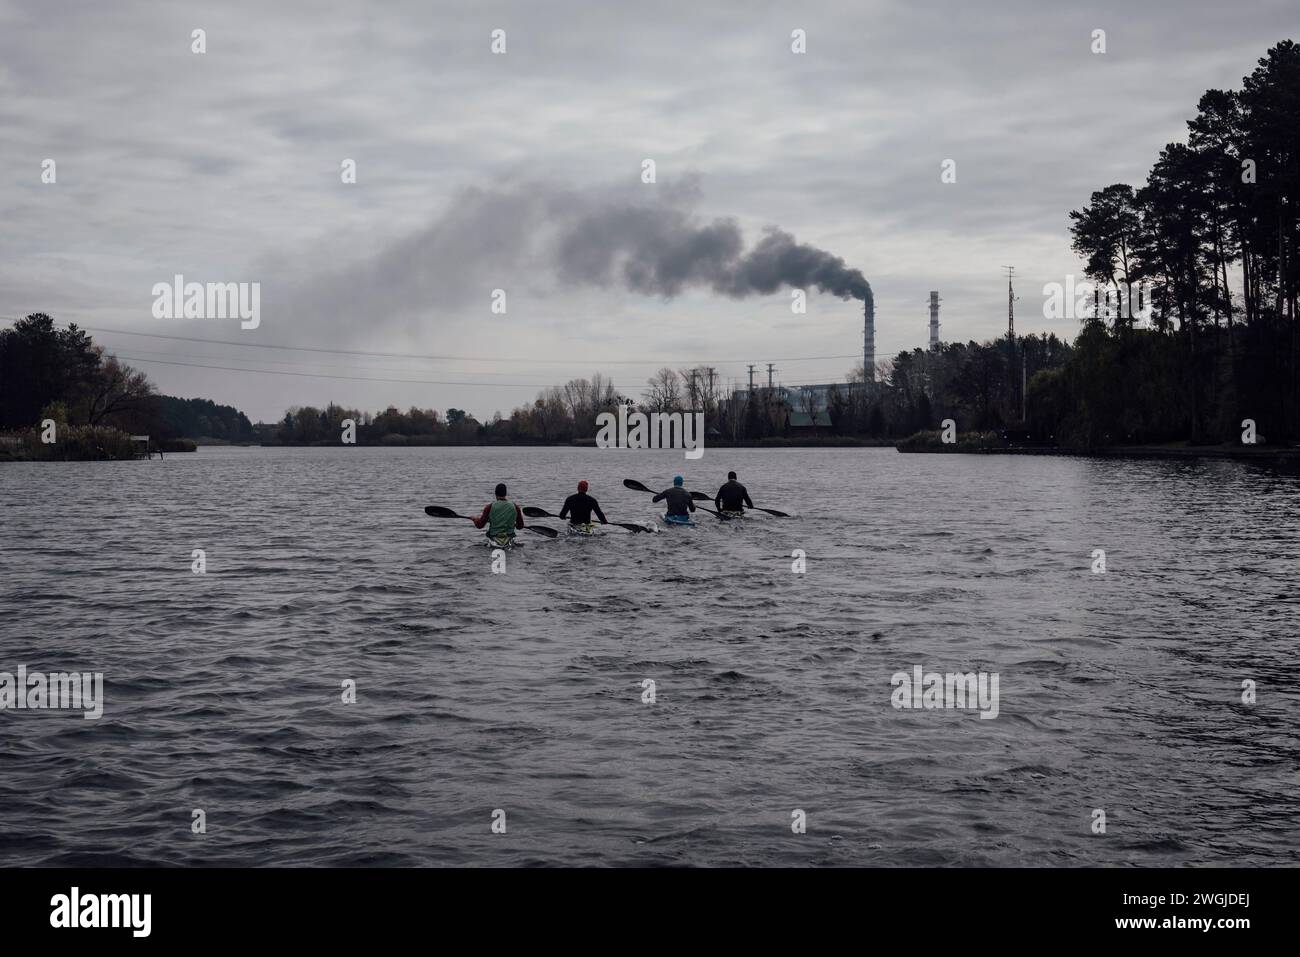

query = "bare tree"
[
  {"left": 82, "top": 355, "right": 155, "bottom": 427},
  {"left": 589, "top": 372, "right": 620, "bottom": 413},
  {"left": 562, "top": 378, "right": 593, "bottom": 424},
  {"left": 643, "top": 367, "right": 683, "bottom": 412}
]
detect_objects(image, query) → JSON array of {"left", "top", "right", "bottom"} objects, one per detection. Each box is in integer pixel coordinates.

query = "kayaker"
[
  {"left": 559, "top": 480, "right": 608, "bottom": 527},
  {"left": 472, "top": 483, "right": 525, "bottom": 541},
  {"left": 652, "top": 475, "right": 696, "bottom": 521},
  {"left": 714, "top": 471, "right": 755, "bottom": 516}
]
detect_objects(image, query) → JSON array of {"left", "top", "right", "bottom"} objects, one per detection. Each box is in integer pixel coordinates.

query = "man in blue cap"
[{"left": 652, "top": 475, "right": 696, "bottom": 523}]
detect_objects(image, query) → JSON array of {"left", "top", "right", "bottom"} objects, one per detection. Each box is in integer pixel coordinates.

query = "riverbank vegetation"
[
  {"left": 0, "top": 313, "right": 244, "bottom": 459},
  {"left": 1038, "top": 40, "right": 1300, "bottom": 448}
]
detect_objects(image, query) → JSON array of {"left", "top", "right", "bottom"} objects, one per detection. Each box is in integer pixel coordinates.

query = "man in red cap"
[{"left": 558, "top": 480, "right": 608, "bottom": 528}]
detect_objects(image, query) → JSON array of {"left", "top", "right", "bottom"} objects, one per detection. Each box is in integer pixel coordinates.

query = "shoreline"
[
  {"left": 896, "top": 444, "right": 1300, "bottom": 463},
  {"left": 7, "top": 437, "right": 1298, "bottom": 462}
]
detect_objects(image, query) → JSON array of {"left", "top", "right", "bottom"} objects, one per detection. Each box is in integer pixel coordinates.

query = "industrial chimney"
[
  {"left": 928, "top": 291, "right": 941, "bottom": 351},
  {"left": 863, "top": 298, "right": 875, "bottom": 383}
]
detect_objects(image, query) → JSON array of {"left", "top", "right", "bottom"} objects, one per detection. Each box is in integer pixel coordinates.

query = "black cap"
[
  {"left": 728, "top": 471, "right": 737, "bottom": 480},
  {"left": 495, "top": 483, "right": 507, "bottom": 497}
]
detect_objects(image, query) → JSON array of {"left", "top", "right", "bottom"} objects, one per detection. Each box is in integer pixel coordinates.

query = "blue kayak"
[{"left": 661, "top": 514, "right": 697, "bottom": 527}]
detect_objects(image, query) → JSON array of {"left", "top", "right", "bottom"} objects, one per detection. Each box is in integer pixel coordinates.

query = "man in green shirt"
[{"left": 472, "top": 483, "right": 525, "bottom": 543}]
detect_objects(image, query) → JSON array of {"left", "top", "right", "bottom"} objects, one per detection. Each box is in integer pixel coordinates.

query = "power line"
[
  {"left": 108, "top": 354, "right": 555, "bottom": 389},
  {"left": 110, "top": 345, "right": 562, "bottom": 382},
  {"left": 0, "top": 317, "right": 862, "bottom": 367}
]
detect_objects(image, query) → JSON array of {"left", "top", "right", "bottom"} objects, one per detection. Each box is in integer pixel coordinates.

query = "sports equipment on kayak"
[
  {"left": 567, "top": 522, "right": 598, "bottom": 536},
  {"left": 625, "top": 478, "right": 701, "bottom": 524},
  {"left": 424, "top": 505, "right": 558, "bottom": 538},
  {"left": 624, "top": 479, "right": 788, "bottom": 517},
  {"left": 424, "top": 505, "right": 473, "bottom": 520},
  {"left": 521, "top": 505, "right": 650, "bottom": 533}
]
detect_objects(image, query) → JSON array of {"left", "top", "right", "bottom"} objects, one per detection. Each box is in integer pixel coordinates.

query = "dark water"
[{"left": 2, "top": 446, "right": 1298, "bottom": 866}]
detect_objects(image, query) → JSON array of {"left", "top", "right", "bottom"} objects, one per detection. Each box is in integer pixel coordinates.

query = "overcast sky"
[{"left": 1, "top": 0, "right": 1294, "bottom": 422}]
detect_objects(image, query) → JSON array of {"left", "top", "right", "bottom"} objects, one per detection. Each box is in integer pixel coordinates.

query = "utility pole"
[
  {"left": 1003, "top": 265, "right": 1016, "bottom": 339},
  {"left": 747, "top": 364, "right": 755, "bottom": 393},
  {"left": 928, "top": 290, "right": 941, "bottom": 351},
  {"left": 1003, "top": 265, "right": 1019, "bottom": 423},
  {"left": 766, "top": 363, "right": 776, "bottom": 392}
]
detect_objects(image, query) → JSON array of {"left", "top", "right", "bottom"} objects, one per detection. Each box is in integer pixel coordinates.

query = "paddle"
[
  {"left": 424, "top": 505, "right": 473, "bottom": 521},
  {"left": 622, "top": 480, "right": 789, "bottom": 517},
  {"left": 424, "top": 505, "right": 558, "bottom": 538},
  {"left": 691, "top": 489, "right": 789, "bottom": 516},
  {"left": 621, "top": 481, "right": 714, "bottom": 522},
  {"left": 521, "top": 506, "right": 650, "bottom": 533}
]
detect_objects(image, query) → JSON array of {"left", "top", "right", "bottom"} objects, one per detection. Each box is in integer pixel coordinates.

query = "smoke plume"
[
  {"left": 553, "top": 190, "right": 873, "bottom": 307},
  {"left": 270, "top": 176, "right": 872, "bottom": 336}
]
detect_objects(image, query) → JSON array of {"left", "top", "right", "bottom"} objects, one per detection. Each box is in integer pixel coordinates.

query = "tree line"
[
  {"left": 0, "top": 313, "right": 254, "bottom": 453},
  {"left": 1045, "top": 39, "right": 1299, "bottom": 446}
]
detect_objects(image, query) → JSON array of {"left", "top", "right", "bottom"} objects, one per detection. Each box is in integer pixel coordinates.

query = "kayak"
[
  {"left": 661, "top": 514, "right": 697, "bottom": 527},
  {"left": 567, "top": 522, "right": 598, "bottom": 536},
  {"left": 485, "top": 534, "right": 522, "bottom": 549},
  {"left": 719, "top": 510, "right": 745, "bottom": 520}
]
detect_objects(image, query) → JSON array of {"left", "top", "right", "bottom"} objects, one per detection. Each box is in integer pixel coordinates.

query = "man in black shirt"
[
  {"left": 715, "top": 471, "right": 755, "bottom": 516},
  {"left": 653, "top": 475, "right": 696, "bottom": 522},
  {"left": 559, "top": 480, "right": 608, "bottom": 526}
]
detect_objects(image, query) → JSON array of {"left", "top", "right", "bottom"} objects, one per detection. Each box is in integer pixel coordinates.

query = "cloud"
[{"left": 0, "top": 0, "right": 1294, "bottom": 419}]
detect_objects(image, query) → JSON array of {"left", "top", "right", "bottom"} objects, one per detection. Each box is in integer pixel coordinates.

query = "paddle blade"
[
  {"left": 623, "top": 479, "right": 653, "bottom": 493},
  {"left": 521, "top": 506, "right": 552, "bottom": 518},
  {"left": 689, "top": 490, "right": 711, "bottom": 501},
  {"left": 614, "top": 522, "right": 650, "bottom": 533},
  {"left": 754, "top": 506, "right": 790, "bottom": 517},
  {"left": 424, "top": 506, "right": 467, "bottom": 519},
  {"left": 524, "top": 524, "right": 559, "bottom": 538}
]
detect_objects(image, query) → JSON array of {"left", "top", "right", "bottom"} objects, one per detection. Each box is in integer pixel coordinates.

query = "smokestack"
[
  {"left": 929, "top": 290, "right": 941, "bottom": 351},
  {"left": 863, "top": 298, "right": 875, "bottom": 383}
]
